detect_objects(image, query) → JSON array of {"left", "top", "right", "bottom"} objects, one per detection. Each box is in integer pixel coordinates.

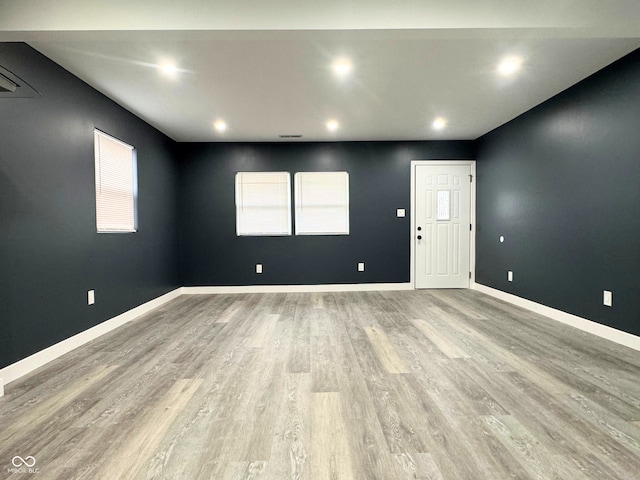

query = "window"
[
  {"left": 94, "top": 130, "right": 137, "bottom": 232},
  {"left": 294, "top": 171, "right": 349, "bottom": 235},
  {"left": 235, "top": 172, "right": 291, "bottom": 236}
]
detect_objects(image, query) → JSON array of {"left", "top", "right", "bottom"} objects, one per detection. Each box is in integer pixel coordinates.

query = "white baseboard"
[
  {"left": 0, "top": 283, "right": 409, "bottom": 396},
  {"left": 5, "top": 281, "right": 634, "bottom": 397},
  {"left": 472, "top": 283, "right": 640, "bottom": 352},
  {"left": 0, "top": 288, "right": 183, "bottom": 395},
  {"left": 182, "top": 282, "right": 412, "bottom": 295}
]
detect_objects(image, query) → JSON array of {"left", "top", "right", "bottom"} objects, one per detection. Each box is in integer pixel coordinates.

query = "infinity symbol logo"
[{"left": 12, "top": 456, "right": 36, "bottom": 468}]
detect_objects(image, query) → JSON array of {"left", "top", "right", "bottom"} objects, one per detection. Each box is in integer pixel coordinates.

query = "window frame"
[
  {"left": 94, "top": 129, "right": 138, "bottom": 233},
  {"left": 294, "top": 171, "right": 350, "bottom": 236},
  {"left": 235, "top": 171, "right": 292, "bottom": 236}
]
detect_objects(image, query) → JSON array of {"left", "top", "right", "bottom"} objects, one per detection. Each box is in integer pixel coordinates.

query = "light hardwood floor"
[{"left": 1, "top": 289, "right": 639, "bottom": 479}]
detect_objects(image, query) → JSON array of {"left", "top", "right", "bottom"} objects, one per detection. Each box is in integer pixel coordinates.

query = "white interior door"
[{"left": 415, "top": 164, "right": 471, "bottom": 288}]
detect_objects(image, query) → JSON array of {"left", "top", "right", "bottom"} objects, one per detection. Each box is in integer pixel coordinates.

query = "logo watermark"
[{"left": 8, "top": 455, "right": 39, "bottom": 474}]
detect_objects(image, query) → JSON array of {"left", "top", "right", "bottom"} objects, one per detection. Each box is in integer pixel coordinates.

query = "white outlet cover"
[
  {"left": 358, "top": 262, "right": 365, "bottom": 272},
  {"left": 88, "top": 290, "right": 95, "bottom": 305},
  {"left": 508, "top": 271, "right": 513, "bottom": 282},
  {"left": 603, "top": 290, "right": 612, "bottom": 307},
  {"left": 256, "top": 264, "right": 263, "bottom": 274},
  {"left": 500, "top": 235, "right": 505, "bottom": 243},
  {"left": 396, "top": 208, "right": 406, "bottom": 218}
]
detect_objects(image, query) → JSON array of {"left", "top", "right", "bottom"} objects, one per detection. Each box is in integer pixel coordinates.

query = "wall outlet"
[
  {"left": 256, "top": 264, "right": 263, "bottom": 274},
  {"left": 358, "top": 262, "right": 365, "bottom": 272},
  {"left": 88, "top": 290, "right": 95, "bottom": 305},
  {"left": 508, "top": 271, "right": 513, "bottom": 282},
  {"left": 603, "top": 290, "right": 612, "bottom": 307},
  {"left": 396, "top": 208, "right": 406, "bottom": 218}
]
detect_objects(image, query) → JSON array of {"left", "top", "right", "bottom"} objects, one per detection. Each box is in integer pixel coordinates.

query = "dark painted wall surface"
[
  {"left": 178, "top": 141, "right": 475, "bottom": 286},
  {"left": 476, "top": 48, "right": 640, "bottom": 336},
  {"left": 4, "top": 39, "right": 636, "bottom": 371},
  {"left": 0, "top": 43, "right": 180, "bottom": 369}
]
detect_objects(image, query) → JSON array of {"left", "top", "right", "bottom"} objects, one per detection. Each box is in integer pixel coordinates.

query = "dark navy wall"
[
  {"left": 0, "top": 43, "right": 180, "bottom": 369},
  {"left": 4, "top": 40, "right": 637, "bottom": 371},
  {"left": 177, "top": 141, "right": 475, "bottom": 286},
  {"left": 476, "top": 48, "right": 640, "bottom": 336}
]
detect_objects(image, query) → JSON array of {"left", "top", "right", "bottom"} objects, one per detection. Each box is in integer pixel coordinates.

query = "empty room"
[{"left": 1, "top": 1, "right": 639, "bottom": 479}]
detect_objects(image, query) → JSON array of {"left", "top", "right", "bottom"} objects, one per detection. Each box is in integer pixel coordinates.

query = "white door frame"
[{"left": 410, "top": 160, "right": 476, "bottom": 289}]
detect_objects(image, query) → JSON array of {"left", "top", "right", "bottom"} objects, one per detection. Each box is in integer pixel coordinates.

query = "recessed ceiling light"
[
  {"left": 326, "top": 119, "right": 339, "bottom": 132},
  {"left": 158, "top": 61, "right": 178, "bottom": 77},
  {"left": 213, "top": 120, "right": 227, "bottom": 132},
  {"left": 332, "top": 58, "right": 352, "bottom": 77},
  {"left": 432, "top": 117, "right": 447, "bottom": 130},
  {"left": 497, "top": 56, "right": 523, "bottom": 76}
]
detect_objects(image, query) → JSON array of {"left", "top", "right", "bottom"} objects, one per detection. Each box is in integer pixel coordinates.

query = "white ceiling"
[{"left": 1, "top": 0, "right": 639, "bottom": 142}]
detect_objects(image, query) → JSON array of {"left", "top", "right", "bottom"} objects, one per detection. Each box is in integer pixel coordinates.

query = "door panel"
[{"left": 415, "top": 164, "right": 471, "bottom": 288}]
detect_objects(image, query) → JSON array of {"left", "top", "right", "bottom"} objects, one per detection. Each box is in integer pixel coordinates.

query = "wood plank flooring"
[{"left": 1, "top": 289, "right": 640, "bottom": 479}]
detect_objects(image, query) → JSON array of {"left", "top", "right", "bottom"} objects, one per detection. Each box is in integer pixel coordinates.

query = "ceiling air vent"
[
  {"left": 0, "top": 66, "right": 41, "bottom": 98},
  {"left": 0, "top": 72, "right": 17, "bottom": 93},
  {"left": 279, "top": 134, "right": 303, "bottom": 139}
]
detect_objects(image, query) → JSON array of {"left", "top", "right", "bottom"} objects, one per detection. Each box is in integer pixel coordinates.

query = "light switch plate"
[
  {"left": 358, "top": 262, "right": 365, "bottom": 272},
  {"left": 396, "top": 208, "right": 406, "bottom": 218},
  {"left": 256, "top": 264, "right": 263, "bottom": 274},
  {"left": 508, "top": 271, "right": 513, "bottom": 282},
  {"left": 88, "top": 290, "right": 95, "bottom": 305}
]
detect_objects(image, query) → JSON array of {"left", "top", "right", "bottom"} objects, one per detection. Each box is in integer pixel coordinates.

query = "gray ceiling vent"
[
  {"left": 0, "top": 66, "right": 41, "bottom": 98},
  {"left": 0, "top": 72, "right": 17, "bottom": 92},
  {"left": 279, "top": 134, "right": 303, "bottom": 139}
]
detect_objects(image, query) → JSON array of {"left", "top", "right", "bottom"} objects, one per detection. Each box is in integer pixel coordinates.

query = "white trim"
[
  {"left": 183, "top": 283, "right": 412, "bottom": 295},
  {"left": 0, "top": 288, "right": 182, "bottom": 393},
  {"left": 0, "top": 283, "right": 406, "bottom": 395},
  {"left": 472, "top": 283, "right": 640, "bottom": 352},
  {"left": 2, "top": 281, "right": 637, "bottom": 397},
  {"left": 410, "top": 160, "right": 476, "bottom": 289}
]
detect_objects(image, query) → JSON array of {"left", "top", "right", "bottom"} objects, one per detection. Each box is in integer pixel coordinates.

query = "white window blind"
[
  {"left": 294, "top": 171, "right": 349, "bottom": 235},
  {"left": 235, "top": 172, "right": 291, "bottom": 236},
  {"left": 94, "top": 130, "right": 137, "bottom": 233}
]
